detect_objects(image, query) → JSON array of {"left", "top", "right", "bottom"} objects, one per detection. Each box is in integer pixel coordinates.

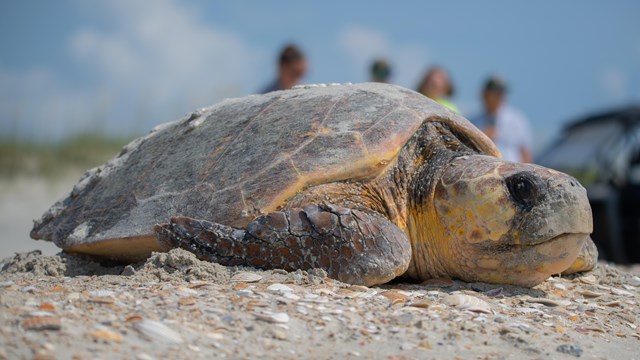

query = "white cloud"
[
  {"left": 0, "top": 68, "right": 96, "bottom": 140},
  {"left": 71, "top": 0, "right": 263, "bottom": 125},
  {"left": 339, "top": 26, "right": 389, "bottom": 67},
  {"left": 1, "top": 0, "right": 262, "bottom": 140},
  {"left": 338, "top": 25, "right": 429, "bottom": 88},
  {"left": 71, "top": 0, "right": 258, "bottom": 92}
]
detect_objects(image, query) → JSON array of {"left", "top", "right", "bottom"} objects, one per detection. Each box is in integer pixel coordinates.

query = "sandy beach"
[{"left": 0, "top": 248, "right": 638, "bottom": 360}]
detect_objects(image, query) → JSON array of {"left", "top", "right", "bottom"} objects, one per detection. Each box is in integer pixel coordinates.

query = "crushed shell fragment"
[{"left": 88, "top": 329, "right": 124, "bottom": 343}]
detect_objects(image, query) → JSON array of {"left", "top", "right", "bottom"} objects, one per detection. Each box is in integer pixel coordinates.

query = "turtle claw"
[
  {"left": 155, "top": 217, "right": 244, "bottom": 261},
  {"left": 154, "top": 217, "right": 200, "bottom": 248},
  {"left": 169, "top": 217, "right": 197, "bottom": 240}
]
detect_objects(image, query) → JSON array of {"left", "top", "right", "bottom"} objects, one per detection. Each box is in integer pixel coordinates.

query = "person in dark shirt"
[
  {"left": 261, "top": 44, "right": 307, "bottom": 93},
  {"left": 370, "top": 59, "right": 392, "bottom": 83}
]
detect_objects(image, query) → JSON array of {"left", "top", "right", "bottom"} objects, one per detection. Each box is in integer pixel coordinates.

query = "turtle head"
[{"left": 408, "top": 154, "right": 592, "bottom": 287}]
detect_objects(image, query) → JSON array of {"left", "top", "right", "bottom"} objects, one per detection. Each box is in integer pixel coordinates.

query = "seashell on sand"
[
  {"left": 254, "top": 312, "right": 290, "bottom": 324},
  {"left": 516, "top": 307, "right": 544, "bottom": 314},
  {"left": 21, "top": 316, "right": 61, "bottom": 331},
  {"left": 133, "top": 319, "right": 184, "bottom": 344},
  {"left": 283, "top": 292, "right": 301, "bottom": 301},
  {"left": 178, "top": 297, "right": 196, "bottom": 306},
  {"left": 380, "top": 291, "right": 407, "bottom": 304},
  {"left": 175, "top": 287, "right": 198, "bottom": 297},
  {"left": 87, "top": 289, "right": 116, "bottom": 303},
  {"left": 609, "top": 287, "right": 633, "bottom": 296},
  {"left": 525, "top": 297, "right": 571, "bottom": 307},
  {"left": 408, "top": 299, "right": 432, "bottom": 308},
  {"left": 230, "top": 272, "right": 263, "bottom": 283},
  {"left": 87, "top": 297, "right": 115, "bottom": 304},
  {"left": 88, "top": 329, "right": 123, "bottom": 343},
  {"left": 346, "top": 285, "right": 369, "bottom": 293},
  {"left": 29, "top": 311, "right": 55, "bottom": 317},
  {"left": 603, "top": 300, "right": 622, "bottom": 307},
  {"left": 38, "top": 303, "right": 56, "bottom": 311},
  {"left": 576, "top": 275, "right": 597, "bottom": 285},
  {"left": 267, "top": 283, "right": 293, "bottom": 293},
  {"left": 89, "top": 289, "right": 115, "bottom": 297},
  {"left": 443, "top": 294, "right": 492, "bottom": 313},
  {"left": 578, "top": 290, "right": 605, "bottom": 298}
]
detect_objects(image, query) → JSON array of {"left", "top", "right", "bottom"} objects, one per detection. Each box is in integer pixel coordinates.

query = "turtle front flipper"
[
  {"left": 154, "top": 204, "right": 412, "bottom": 286},
  {"left": 562, "top": 237, "right": 598, "bottom": 275}
]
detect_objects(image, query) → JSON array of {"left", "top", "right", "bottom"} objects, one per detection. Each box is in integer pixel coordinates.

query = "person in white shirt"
[{"left": 471, "top": 76, "right": 533, "bottom": 163}]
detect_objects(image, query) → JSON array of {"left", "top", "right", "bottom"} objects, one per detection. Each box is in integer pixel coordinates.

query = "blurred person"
[
  {"left": 261, "top": 44, "right": 307, "bottom": 93},
  {"left": 370, "top": 59, "right": 391, "bottom": 83},
  {"left": 417, "top": 66, "right": 459, "bottom": 112},
  {"left": 471, "top": 76, "right": 532, "bottom": 163}
]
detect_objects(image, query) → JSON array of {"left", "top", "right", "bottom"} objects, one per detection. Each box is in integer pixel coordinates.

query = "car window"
[
  {"left": 539, "top": 121, "right": 622, "bottom": 169},
  {"left": 537, "top": 120, "right": 623, "bottom": 186}
]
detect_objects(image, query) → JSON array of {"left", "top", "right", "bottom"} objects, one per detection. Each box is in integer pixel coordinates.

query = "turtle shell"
[{"left": 31, "top": 83, "right": 498, "bottom": 260}]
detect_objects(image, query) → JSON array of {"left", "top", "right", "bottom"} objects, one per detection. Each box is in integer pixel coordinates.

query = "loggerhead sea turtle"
[{"left": 31, "top": 83, "right": 597, "bottom": 286}]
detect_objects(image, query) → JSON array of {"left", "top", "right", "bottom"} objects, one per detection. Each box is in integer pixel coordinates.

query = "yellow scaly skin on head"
[{"left": 406, "top": 154, "right": 593, "bottom": 287}]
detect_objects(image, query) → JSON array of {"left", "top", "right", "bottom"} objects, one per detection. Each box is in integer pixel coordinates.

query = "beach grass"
[{"left": 0, "top": 135, "right": 131, "bottom": 179}]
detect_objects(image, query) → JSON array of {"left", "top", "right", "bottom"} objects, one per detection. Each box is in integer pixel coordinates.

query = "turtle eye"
[{"left": 506, "top": 173, "right": 537, "bottom": 211}]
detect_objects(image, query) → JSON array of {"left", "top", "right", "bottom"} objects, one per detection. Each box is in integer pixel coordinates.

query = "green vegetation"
[
  {"left": 0, "top": 135, "right": 132, "bottom": 179},
  {"left": 553, "top": 167, "right": 600, "bottom": 188}
]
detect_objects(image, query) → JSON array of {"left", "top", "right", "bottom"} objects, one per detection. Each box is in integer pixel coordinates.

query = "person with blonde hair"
[{"left": 416, "top": 66, "right": 458, "bottom": 112}]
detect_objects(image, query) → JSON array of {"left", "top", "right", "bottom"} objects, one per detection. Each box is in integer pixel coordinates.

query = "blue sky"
[{"left": 1, "top": 0, "right": 639, "bottom": 153}]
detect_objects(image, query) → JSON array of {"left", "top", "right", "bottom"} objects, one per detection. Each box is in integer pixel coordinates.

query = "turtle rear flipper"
[{"left": 154, "top": 204, "right": 412, "bottom": 286}]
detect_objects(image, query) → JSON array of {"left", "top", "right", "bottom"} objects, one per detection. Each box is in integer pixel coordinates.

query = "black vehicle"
[{"left": 537, "top": 105, "right": 640, "bottom": 263}]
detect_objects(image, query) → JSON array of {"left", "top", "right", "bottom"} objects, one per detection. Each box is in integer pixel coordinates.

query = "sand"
[{"left": 0, "top": 248, "right": 638, "bottom": 360}]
